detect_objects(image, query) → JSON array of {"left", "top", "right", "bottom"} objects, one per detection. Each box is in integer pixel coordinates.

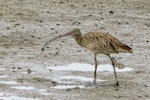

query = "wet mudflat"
[{"left": 0, "top": 0, "right": 150, "bottom": 100}]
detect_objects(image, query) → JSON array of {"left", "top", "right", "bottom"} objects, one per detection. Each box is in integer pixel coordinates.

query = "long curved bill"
[{"left": 41, "top": 32, "right": 72, "bottom": 52}]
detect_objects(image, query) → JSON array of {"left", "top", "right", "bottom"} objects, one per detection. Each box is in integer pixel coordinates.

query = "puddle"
[
  {"left": 16, "top": 62, "right": 39, "bottom": 67},
  {"left": 0, "top": 75, "right": 8, "bottom": 78},
  {"left": 51, "top": 85, "right": 85, "bottom": 89},
  {"left": 0, "top": 92, "right": 40, "bottom": 100},
  {"left": 47, "top": 63, "right": 133, "bottom": 90},
  {"left": 0, "top": 92, "right": 11, "bottom": 96},
  {"left": 22, "top": 72, "right": 36, "bottom": 74},
  {"left": 0, "top": 81, "right": 19, "bottom": 85},
  {"left": 0, "top": 68, "right": 6, "bottom": 71},
  {"left": 56, "top": 76, "right": 105, "bottom": 82},
  {"left": 11, "top": 86, "right": 35, "bottom": 90},
  {"left": 51, "top": 75, "right": 106, "bottom": 89},
  {"left": 46, "top": 63, "right": 133, "bottom": 72},
  {"left": 38, "top": 89, "right": 50, "bottom": 95}
]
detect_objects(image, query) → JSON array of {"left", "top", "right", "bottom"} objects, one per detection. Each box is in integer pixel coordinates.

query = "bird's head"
[
  {"left": 41, "top": 28, "right": 81, "bottom": 51},
  {"left": 63, "top": 28, "right": 81, "bottom": 37}
]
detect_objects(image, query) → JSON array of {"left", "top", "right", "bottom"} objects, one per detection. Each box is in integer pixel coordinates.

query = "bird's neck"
[{"left": 74, "top": 33, "right": 82, "bottom": 46}]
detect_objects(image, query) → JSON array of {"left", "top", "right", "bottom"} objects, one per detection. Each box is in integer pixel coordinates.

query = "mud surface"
[{"left": 0, "top": 0, "right": 150, "bottom": 100}]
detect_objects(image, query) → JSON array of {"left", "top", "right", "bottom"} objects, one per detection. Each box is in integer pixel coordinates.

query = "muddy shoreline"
[{"left": 0, "top": 0, "right": 150, "bottom": 100}]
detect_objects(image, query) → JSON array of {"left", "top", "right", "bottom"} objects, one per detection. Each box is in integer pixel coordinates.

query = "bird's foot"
[
  {"left": 85, "top": 82, "right": 97, "bottom": 87},
  {"left": 114, "top": 82, "right": 119, "bottom": 86},
  {"left": 93, "top": 81, "right": 97, "bottom": 85}
]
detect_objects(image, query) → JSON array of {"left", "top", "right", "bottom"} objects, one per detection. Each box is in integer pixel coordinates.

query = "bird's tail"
[{"left": 124, "top": 45, "right": 133, "bottom": 53}]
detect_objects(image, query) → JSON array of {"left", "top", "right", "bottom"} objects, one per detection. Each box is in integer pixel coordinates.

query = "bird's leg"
[
  {"left": 108, "top": 55, "right": 119, "bottom": 86},
  {"left": 93, "top": 53, "right": 98, "bottom": 85}
]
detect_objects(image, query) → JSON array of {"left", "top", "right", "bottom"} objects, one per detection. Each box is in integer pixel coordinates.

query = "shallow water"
[
  {"left": 0, "top": 92, "right": 40, "bottom": 100},
  {"left": 0, "top": 81, "right": 19, "bottom": 85},
  {"left": 46, "top": 63, "right": 133, "bottom": 72},
  {"left": 11, "top": 86, "right": 35, "bottom": 90},
  {"left": 37, "top": 89, "right": 50, "bottom": 95},
  {"left": 51, "top": 75, "right": 106, "bottom": 89},
  {"left": 0, "top": 68, "right": 6, "bottom": 71},
  {"left": 22, "top": 72, "right": 36, "bottom": 74},
  {"left": 55, "top": 76, "right": 105, "bottom": 82},
  {"left": 51, "top": 85, "right": 85, "bottom": 89},
  {"left": 0, "top": 75, "right": 8, "bottom": 78},
  {"left": 47, "top": 63, "right": 133, "bottom": 89}
]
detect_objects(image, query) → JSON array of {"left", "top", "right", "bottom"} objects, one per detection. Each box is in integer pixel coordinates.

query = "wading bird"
[{"left": 42, "top": 28, "right": 133, "bottom": 86}]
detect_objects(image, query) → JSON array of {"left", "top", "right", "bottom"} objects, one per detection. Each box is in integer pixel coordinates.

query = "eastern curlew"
[{"left": 42, "top": 28, "right": 133, "bottom": 86}]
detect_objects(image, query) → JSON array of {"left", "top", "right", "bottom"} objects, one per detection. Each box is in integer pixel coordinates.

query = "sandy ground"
[{"left": 0, "top": 0, "right": 150, "bottom": 100}]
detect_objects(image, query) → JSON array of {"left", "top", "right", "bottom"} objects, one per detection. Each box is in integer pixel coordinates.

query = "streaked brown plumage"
[
  {"left": 81, "top": 32, "right": 132, "bottom": 54},
  {"left": 42, "top": 28, "right": 133, "bottom": 86}
]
